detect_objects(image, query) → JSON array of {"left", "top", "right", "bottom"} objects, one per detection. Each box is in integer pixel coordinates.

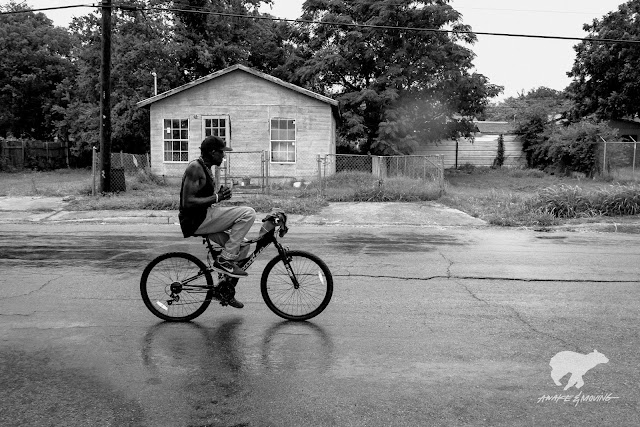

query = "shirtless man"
[{"left": 178, "top": 136, "right": 256, "bottom": 308}]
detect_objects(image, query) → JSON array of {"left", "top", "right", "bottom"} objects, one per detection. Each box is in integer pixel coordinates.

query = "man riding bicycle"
[{"left": 178, "top": 135, "right": 256, "bottom": 309}]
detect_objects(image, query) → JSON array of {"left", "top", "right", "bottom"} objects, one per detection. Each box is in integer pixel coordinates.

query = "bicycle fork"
[{"left": 274, "top": 242, "right": 300, "bottom": 289}]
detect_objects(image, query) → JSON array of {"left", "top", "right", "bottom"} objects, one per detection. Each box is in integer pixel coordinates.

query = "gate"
[
  {"left": 319, "top": 154, "right": 444, "bottom": 196},
  {"left": 215, "top": 151, "right": 268, "bottom": 194},
  {"left": 598, "top": 137, "right": 639, "bottom": 181}
]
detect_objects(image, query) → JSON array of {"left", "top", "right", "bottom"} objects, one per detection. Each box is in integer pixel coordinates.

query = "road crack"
[
  {"left": 457, "top": 280, "right": 577, "bottom": 350},
  {"left": 0, "top": 274, "right": 63, "bottom": 301}
]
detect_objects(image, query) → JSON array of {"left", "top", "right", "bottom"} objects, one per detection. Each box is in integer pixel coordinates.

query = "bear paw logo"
[{"left": 549, "top": 350, "right": 609, "bottom": 390}]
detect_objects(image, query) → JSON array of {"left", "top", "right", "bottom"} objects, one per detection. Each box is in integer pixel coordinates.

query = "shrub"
[{"left": 493, "top": 134, "right": 505, "bottom": 168}]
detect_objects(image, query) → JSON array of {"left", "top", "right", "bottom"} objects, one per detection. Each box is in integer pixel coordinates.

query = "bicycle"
[{"left": 140, "top": 211, "right": 333, "bottom": 322}]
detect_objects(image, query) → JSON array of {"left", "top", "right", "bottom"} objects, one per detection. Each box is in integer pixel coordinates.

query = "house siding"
[
  {"left": 148, "top": 71, "right": 335, "bottom": 179},
  {"left": 413, "top": 135, "right": 524, "bottom": 168},
  {"left": 608, "top": 120, "right": 640, "bottom": 141}
]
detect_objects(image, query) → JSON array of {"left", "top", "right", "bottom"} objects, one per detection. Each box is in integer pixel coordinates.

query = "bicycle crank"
[{"left": 216, "top": 280, "right": 236, "bottom": 306}]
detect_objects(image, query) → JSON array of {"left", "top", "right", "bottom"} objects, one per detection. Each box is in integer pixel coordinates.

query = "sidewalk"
[
  {"left": 2, "top": 196, "right": 639, "bottom": 232},
  {"left": 0, "top": 196, "right": 486, "bottom": 227}
]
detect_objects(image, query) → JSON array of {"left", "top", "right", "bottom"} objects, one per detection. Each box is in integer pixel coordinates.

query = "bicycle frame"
[{"left": 199, "top": 214, "right": 300, "bottom": 288}]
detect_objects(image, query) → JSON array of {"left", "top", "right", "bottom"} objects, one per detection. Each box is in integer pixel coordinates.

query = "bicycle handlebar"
[{"left": 261, "top": 210, "right": 288, "bottom": 238}]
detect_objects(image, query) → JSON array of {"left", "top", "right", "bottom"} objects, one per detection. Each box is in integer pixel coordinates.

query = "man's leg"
[
  {"left": 194, "top": 206, "right": 255, "bottom": 309},
  {"left": 195, "top": 205, "right": 256, "bottom": 274}
]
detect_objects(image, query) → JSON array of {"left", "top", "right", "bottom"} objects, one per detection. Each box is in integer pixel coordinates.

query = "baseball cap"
[{"left": 201, "top": 135, "right": 232, "bottom": 152}]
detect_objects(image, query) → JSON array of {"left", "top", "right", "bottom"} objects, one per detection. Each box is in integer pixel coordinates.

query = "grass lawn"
[
  {"left": 0, "top": 168, "right": 94, "bottom": 197},
  {"left": 1, "top": 167, "right": 639, "bottom": 227}
]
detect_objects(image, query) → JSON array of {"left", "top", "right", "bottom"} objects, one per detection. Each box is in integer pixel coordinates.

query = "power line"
[
  {"left": 0, "top": 4, "right": 95, "bottom": 14},
  {"left": 3, "top": 3, "right": 640, "bottom": 45}
]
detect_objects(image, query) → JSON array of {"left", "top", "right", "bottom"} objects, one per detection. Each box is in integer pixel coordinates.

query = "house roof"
[
  {"left": 136, "top": 64, "right": 339, "bottom": 113},
  {"left": 473, "top": 121, "right": 515, "bottom": 134}
]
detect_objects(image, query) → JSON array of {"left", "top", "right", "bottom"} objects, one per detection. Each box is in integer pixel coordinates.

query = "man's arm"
[{"left": 181, "top": 163, "right": 231, "bottom": 209}]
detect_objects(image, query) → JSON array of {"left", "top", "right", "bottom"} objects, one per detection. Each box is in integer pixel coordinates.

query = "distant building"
[{"left": 413, "top": 121, "right": 523, "bottom": 168}]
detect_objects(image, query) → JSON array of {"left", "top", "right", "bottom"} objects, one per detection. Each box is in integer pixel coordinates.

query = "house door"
[{"left": 202, "top": 116, "right": 230, "bottom": 181}]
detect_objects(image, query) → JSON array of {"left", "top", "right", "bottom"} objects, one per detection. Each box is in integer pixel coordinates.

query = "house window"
[
  {"left": 203, "top": 116, "right": 229, "bottom": 142},
  {"left": 270, "top": 118, "right": 295, "bottom": 163},
  {"left": 163, "top": 119, "right": 189, "bottom": 162}
]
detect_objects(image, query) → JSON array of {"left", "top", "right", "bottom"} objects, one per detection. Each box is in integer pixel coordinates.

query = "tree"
[
  {"left": 483, "top": 87, "right": 572, "bottom": 122},
  {"left": 544, "top": 117, "right": 617, "bottom": 176},
  {"left": 568, "top": 0, "right": 640, "bottom": 120},
  {"left": 59, "top": 0, "right": 293, "bottom": 159},
  {"left": 59, "top": 1, "right": 185, "bottom": 157},
  {"left": 514, "top": 104, "right": 552, "bottom": 169},
  {"left": 0, "top": 1, "right": 75, "bottom": 140},
  {"left": 167, "top": 0, "right": 294, "bottom": 79},
  {"left": 290, "top": 0, "right": 502, "bottom": 154}
]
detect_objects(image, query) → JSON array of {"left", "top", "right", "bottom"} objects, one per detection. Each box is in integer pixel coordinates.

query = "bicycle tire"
[
  {"left": 140, "top": 252, "right": 214, "bottom": 322},
  {"left": 261, "top": 250, "right": 333, "bottom": 321}
]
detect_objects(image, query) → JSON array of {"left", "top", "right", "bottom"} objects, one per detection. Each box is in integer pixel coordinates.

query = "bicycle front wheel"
[
  {"left": 261, "top": 250, "right": 333, "bottom": 321},
  {"left": 140, "top": 252, "right": 214, "bottom": 322}
]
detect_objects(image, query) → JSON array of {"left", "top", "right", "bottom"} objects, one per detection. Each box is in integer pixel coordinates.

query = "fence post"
[
  {"left": 599, "top": 136, "right": 608, "bottom": 175},
  {"left": 264, "top": 150, "right": 270, "bottom": 195},
  {"left": 92, "top": 147, "right": 96, "bottom": 196},
  {"left": 317, "top": 155, "right": 323, "bottom": 197},
  {"left": 21, "top": 139, "right": 25, "bottom": 168},
  {"left": 260, "top": 151, "right": 264, "bottom": 193},
  {"left": 631, "top": 136, "right": 637, "bottom": 178}
]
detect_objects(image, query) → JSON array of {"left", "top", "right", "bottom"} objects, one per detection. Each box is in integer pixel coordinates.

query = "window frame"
[
  {"left": 202, "top": 115, "right": 231, "bottom": 145},
  {"left": 270, "top": 118, "right": 296, "bottom": 163},
  {"left": 163, "top": 118, "right": 189, "bottom": 163}
]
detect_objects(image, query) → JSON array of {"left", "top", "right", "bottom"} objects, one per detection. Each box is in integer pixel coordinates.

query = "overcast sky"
[{"left": 4, "top": 0, "right": 628, "bottom": 101}]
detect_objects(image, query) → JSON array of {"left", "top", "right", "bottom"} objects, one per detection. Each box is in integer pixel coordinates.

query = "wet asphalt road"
[{"left": 0, "top": 222, "right": 639, "bottom": 426}]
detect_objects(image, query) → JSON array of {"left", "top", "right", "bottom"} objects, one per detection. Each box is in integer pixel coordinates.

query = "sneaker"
[
  {"left": 210, "top": 287, "right": 244, "bottom": 309},
  {"left": 225, "top": 298, "right": 244, "bottom": 309},
  {"left": 212, "top": 257, "right": 248, "bottom": 278}
]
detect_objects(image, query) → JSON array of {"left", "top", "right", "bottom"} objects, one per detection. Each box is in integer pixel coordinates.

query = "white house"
[{"left": 136, "top": 64, "right": 340, "bottom": 181}]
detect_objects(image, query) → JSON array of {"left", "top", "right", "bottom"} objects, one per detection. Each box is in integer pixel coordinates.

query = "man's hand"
[{"left": 217, "top": 185, "right": 232, "bottom": 202}]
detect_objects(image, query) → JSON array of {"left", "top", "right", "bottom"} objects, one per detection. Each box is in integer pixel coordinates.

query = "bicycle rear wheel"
[
  {"left": 141, "top": 252, "right": 214, "bottom": 322},
  {"left": 261, "top": 250, "right": 333, "bottom": 321}
]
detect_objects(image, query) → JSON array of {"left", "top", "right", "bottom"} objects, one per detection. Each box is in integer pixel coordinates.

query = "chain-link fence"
[
  {"left": 215, "top": 151, "right": 268, "bottom": 194},
  {"left": 598, "top": 139, "right": 639, "bottom": 181},
  {"left": 319, "top": 154, "right": 444, "bottom": 196},
  {"left": 89, "top": 150, "right": 444, "bottom": 197},
  {"left": 92, "top": 150, "right": 150, "bottom": 194}
]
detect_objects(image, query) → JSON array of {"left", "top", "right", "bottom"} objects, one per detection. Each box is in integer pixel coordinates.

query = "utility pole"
[{"left": 100, "top": 0, "right": 112, "bottom": 192}]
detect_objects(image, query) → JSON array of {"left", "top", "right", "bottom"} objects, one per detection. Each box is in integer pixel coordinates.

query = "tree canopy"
[
  {"left": 292, "top": 0, "right": 502, "bottom": 154},
  {"left": 1, "top": 0, "right": 503, "bottom": 161},
  {"left": 484, "top": 87, "right": 572, "bottom": 123},
  {"left": 0, "top": 1, "right": 75, "bottom": 140},
  {"left": 568, "top": 0, "right": 640, "bottom": 120}
]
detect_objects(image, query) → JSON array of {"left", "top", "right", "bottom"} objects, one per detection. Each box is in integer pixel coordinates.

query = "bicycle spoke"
[
  {"left": 262, "top": 251, "right": 333, "bottom": 320},
  {"left": 141, "top": 253, "right": 213, "bottom": 321}
]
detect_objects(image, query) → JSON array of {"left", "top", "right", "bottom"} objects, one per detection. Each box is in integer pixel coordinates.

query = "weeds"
[
  {"left": 322, "top": 171, "right": 442, "bottom": 202},
  {"left": 535, "top": 184, "right": 640, "bottom": 218},
  {"left": 441, "top": 167, "right": 640, "bottom": 225},
  {"left": 4, "top": 167, "right": 639, "bottom": 227}
]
